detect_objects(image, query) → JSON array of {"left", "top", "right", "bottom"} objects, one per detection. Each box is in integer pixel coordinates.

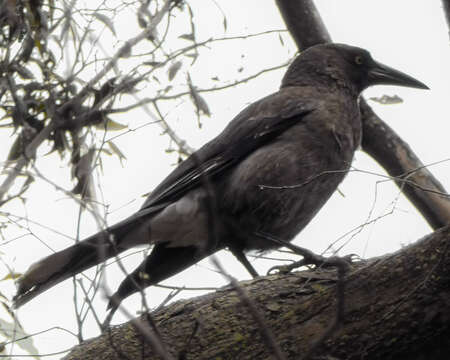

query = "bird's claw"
[
  {"left": 267, "top": 253, "right": 359, "bottom": 276},
  {"left": 342, "top": 253, "right": 359, "bottom": 263},
  {"left": 267, "top": 260, "right": 308, "bottom": 275}
]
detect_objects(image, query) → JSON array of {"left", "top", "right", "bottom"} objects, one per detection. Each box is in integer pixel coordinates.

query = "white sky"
[{"left": 0, "top": 0, "right": 449, "bottom": 358}]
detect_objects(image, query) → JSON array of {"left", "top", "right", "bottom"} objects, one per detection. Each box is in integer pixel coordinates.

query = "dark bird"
[{"left": 13, "top": 43, "right": 428, "bottom": 317}]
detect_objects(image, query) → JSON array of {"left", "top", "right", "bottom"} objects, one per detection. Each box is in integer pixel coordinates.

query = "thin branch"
[
  {"left": 153, "top": 101, "right": 195, "bottom": 156},
  {"left": 60, "top": 0, "right": 172, "bottom": 112},
  {"left": 156, "top": 60, "right": 291, "bottom": 101},
  {"left": 0, "top": 0, "right": 173, "bottom": 204}
]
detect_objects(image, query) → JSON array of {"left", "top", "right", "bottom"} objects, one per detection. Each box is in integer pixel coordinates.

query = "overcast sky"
[{"left": 1, "top": 0, "right": 449, "bottom": 358}]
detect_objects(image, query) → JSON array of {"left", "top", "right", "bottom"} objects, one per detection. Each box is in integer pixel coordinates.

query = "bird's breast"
[{"left": 218, "top": 104, "right": 361, "bottom": 251}]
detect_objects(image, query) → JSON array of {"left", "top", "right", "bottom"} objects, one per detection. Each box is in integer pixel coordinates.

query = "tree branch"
[
  {"left": 359, "top": 101, "right": 450, "bottom": 229},
  {"left": 61, "top": 226, "right": 450, "bottom": 360},
  {"left": 442, "top": 0, "right": 450, "bottom": 39}
]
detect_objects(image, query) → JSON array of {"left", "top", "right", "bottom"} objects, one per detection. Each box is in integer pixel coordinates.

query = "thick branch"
[
  {"left": 63, "top": 226, "right": 450, "bottom": 359},
  {"left": 359, "top": 101, "right": 450, "bottom": 229},
  {"left": 442, "top": 0, "right": 450, "bottom": 39},
  {"left": 275, "top": 0, "right": 450, "bottom": 229},
  {"left": 275, "top": 0, "right": 331, "bottom": 47}
]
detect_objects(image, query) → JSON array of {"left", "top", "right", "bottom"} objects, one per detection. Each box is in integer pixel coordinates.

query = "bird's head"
[{"left": 281, "top": 43, "right": 428, "bottom": 94}]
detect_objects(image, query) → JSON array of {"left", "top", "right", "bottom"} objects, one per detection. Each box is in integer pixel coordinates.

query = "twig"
[
  {"left": 153, "top": 101, "right": 194, "bottom": 156},
  {"left": 0, "top": 0, "right": 173, "bottom": 204}
]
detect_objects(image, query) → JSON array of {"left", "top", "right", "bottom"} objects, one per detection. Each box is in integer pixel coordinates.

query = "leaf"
[
  {"left": 72, "top": 148, "right": 96, "bottom": 197},
  {"left": 168, "top": 61, "right": 182, "bottom": 81},
  {"left": 19, "top": 35, "right": 35, "bottom": 62},
  {"left": 27, "top": 0, "right": 44, "bottom": 29},
  {"left": 0, "top": 317, "right": 39, "bottom": 356},
  {"left": 143, "top": 61, "right": 163, "bottom": 67},
  {"left": 12, "top": 64, "right": 34, "bottom": 79},
  {"left": 369, "top": 94, "right": 403, "bottom": 105},
  {"left": 191, "top": 90, "right": 210, "bottom": 117},
  {"left": 108, "top": 141, "right": 127, "bottom": 165},
  {"left": 23, "top": 81, "right": 42, "bottom": 93},
  {"left": 94, "top": 78, "right": 116, "bottom": 106},
  {"left": 185, "top": 53, "right": 198, "bottom": 61},
  {"left": 96, "top": 117, "right": 128, "bottom": 131},
  {"left": 48, "top": 129, "right": 69, "bottom": 155},
  {"left": 119, "top": 76, "right": 141, "bottom": 94},
  {"left": 179, "top": 33, "right": 195, "bottom": 41},
  {"left": 188, "top": 75, "right": 210, "bottom": 117},
  {"left": 1, "top": 272, "right": 22, "bottom": 281},
  {"left": 93, "top": 12, "right": 116, "bottom": 36},
  {"left": 12, "top": 105, "right": 27, "bottom": 129},
  {"left": 7, "top": 137, "right": 23, "bottom": 161},
  {"left": 72, "top": 148, "right": 95, "bottom": 180},
  {"left": 162, "top": 85, "right": 173, "bottom": 93}
]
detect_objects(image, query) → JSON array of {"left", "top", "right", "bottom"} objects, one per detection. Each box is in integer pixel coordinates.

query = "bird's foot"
[
  {"left": 267, "top": 260, "right": 309, "bottom": 275},
  {"left": 254, "top": 232, "right": 356, "bottom": 276},
  {"left": 267, "top": 251, "right": 357, "bottom": 276}
]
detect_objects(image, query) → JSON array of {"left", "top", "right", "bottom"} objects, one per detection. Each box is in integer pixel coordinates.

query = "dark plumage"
[{"left": 13, "top": 43, "right": 428, "bottom": 317}]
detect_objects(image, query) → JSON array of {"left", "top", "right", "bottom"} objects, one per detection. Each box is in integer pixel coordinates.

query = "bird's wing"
[
  {"left": 13, "top": 89, "right": 313, "bottom": 309},
  {"left": 139, "top": 90, "right": 314, "bottom": 214}
]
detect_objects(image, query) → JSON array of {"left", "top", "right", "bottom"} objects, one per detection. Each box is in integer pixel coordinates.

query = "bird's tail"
[{"left": 13, "top": 216, "right": 143, "bottom": 308}]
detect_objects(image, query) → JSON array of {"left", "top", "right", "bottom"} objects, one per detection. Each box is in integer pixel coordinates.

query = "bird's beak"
[{"left": 368, "top": 60, "right": 429, "bottom": 89}]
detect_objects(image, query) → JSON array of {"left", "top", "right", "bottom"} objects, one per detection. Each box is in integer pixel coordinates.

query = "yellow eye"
[{"left": 355, "top": 55, "right": 364, "bottom": 65}]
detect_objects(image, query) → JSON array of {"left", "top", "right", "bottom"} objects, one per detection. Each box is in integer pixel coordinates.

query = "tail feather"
[
  {"left": 13, "top": 215, "right": 143, "bottom": 308},
  {"left": 106, "top": 243, "right": 213, "bottom": 312}
]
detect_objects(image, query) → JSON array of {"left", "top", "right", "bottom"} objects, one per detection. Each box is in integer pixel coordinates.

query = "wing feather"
[{"left": 140, "top": 90, "right": 314, "bottom": 211}]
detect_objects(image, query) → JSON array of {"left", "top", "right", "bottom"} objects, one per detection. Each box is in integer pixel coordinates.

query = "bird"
[{"left": 13, "top": 43, "right": 428, "bottom": 318}]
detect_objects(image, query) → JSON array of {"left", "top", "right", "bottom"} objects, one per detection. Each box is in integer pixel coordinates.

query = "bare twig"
[{"left": 0, "top": 0, "right": 173, "bottom": 204}]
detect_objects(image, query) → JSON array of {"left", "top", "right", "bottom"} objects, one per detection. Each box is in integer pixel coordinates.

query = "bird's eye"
[{"left": 355, "top": 55, "right": 364, "bottom": 65}]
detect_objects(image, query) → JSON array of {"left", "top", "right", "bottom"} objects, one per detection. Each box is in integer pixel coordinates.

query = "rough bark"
[
  {"left": 275, "top": 0, "right": 450, "bottom": 229},
  {"left": 64, "top": 225, "right": 450, "bottom": 360}
]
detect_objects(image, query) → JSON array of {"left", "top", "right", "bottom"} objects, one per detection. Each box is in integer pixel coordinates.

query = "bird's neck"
[{"left": 281, "top": 63, "right": 359, "bottom": 97}]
